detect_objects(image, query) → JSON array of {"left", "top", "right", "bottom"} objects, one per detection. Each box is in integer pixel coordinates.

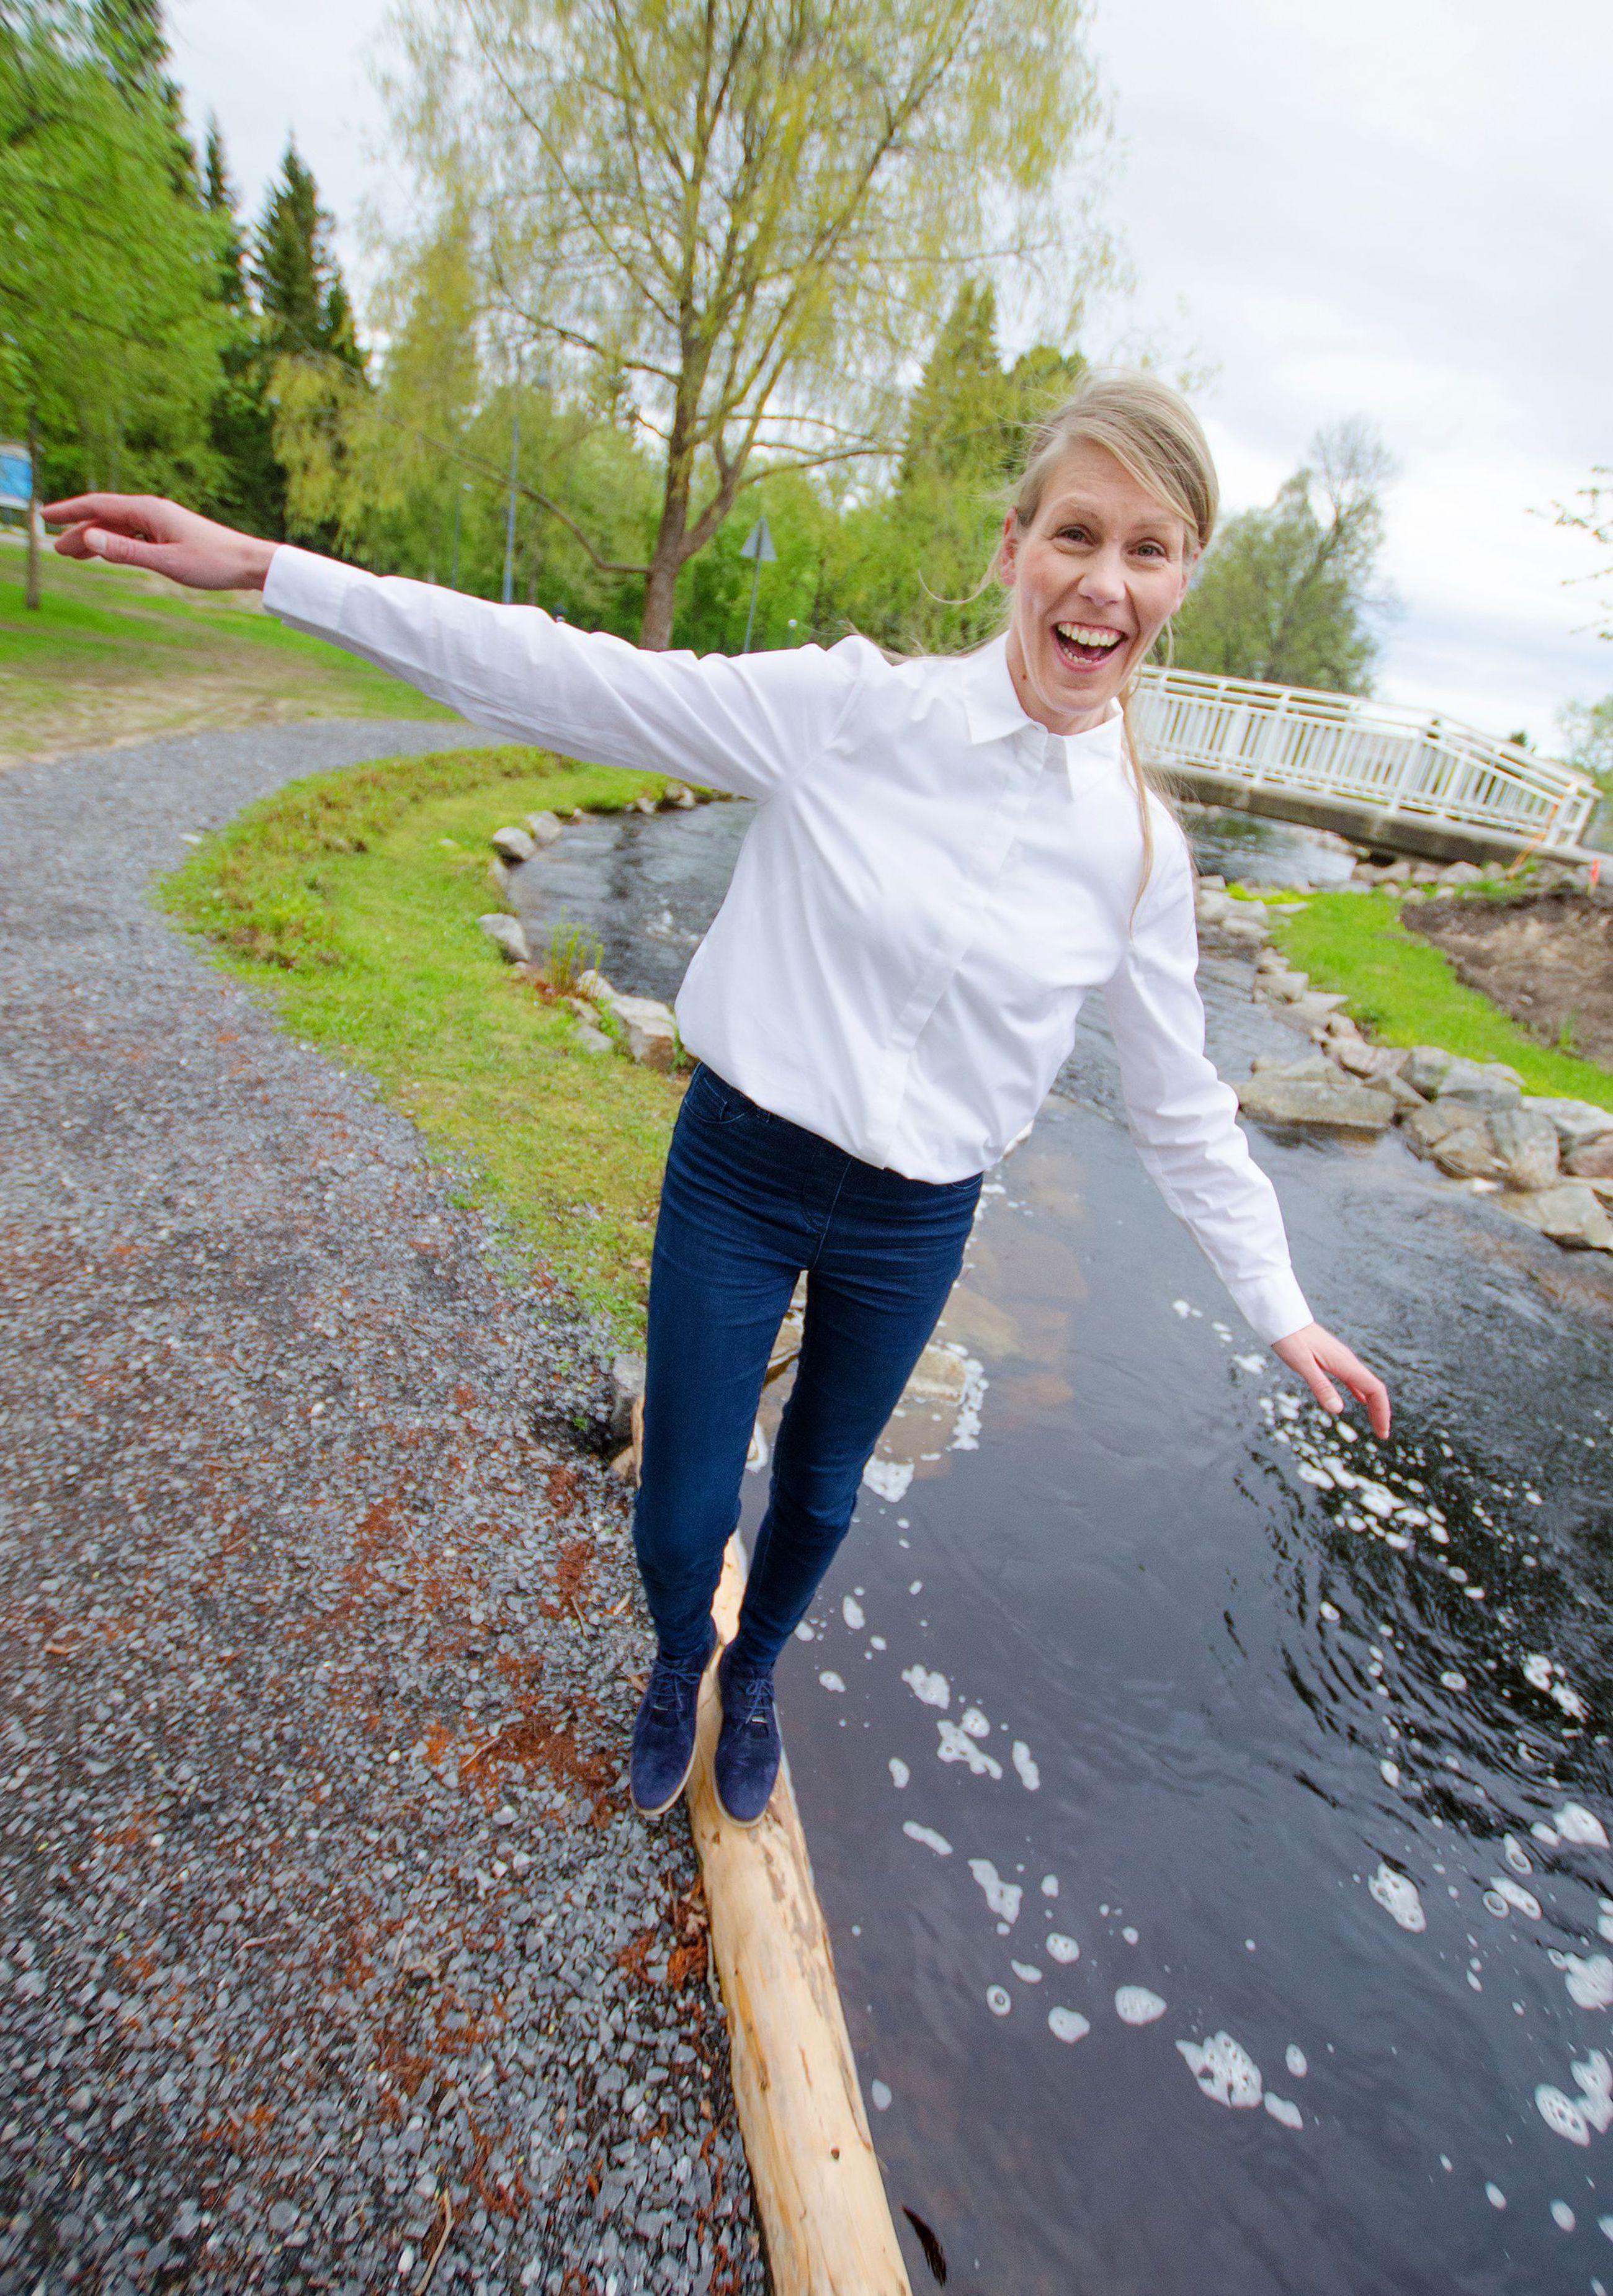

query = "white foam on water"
[
  {"left": 1122, "top": 1926, "right": 1140, "bottom": 1945},
  {"left": 1486, "top": 2183, "right": 1507, "bottom": 2209},
  {"left": 793, "top": 1622, "right": 816, "bottom": 1641},
  {"left": 960, "top": 1707, "right": 991, "bottom": 1739},
  {"left": 1574, "top": 2052, "right": 1613, "bottom": 2132},
  {"left": 1600, "top": 1900, "right": 1613, "bottom": 1944},
  {"left": 888, "top": 1758, "right": 911, "bottom": 1790},
  {"left": 1483, "top": 1891, "right": 1511, "bottom": 1919},
  {"left": 1503, "top": 1836, "right": 1533, "bottom": 1876},
  {"left": 1356, "top": 1482, "right": 1400, "bottom": 1518},
  {"left": 1298, "top": 1465, "right": 1334, "bottom": 1488},
  {"left": 1537, "top": 2087, "right": 1593, "bottom": 2146},
  {"left": 842, "top": 1595, "right": 865, "bottom": 1631},
  {"left": 1285, "top": 2045, "right": 1308, "bottom": 2079},
  {"left": 1368, "top": 1864, "right": 1427, "bottom": 1932},
  {"left": 1041, "top": 1875, "right": 1059, "bottom": 1898},
  {"left": 968, "top": 1859, "right": 1023, "bottom": 1925},
  {"left": 903, "top": 1820, "right": 952, "bottom": 1856},
  {"left": 908, "top": 1578, "right": 923, "bottom": 1594},
  {"left": 1176, "top": 2030, "right": 1262, "bottom": 2107},
  {"left": 1171, "top": 1299, "right": 1192, "bottom": 1318},
  {"left": 1115, "top": 1987, "right": 1167, "bottom": 2027},
  {"left": 1012, "top": 1741, "right": 1040, "bottom": 1790},
  {"left": 1233, "top": 1353, "right": 1265, "bottom": 1374},
  {"left": 1264, "top": 2094, "right": 1303, "bottom": 2130},
  {"left": 1048, "top": 2008, "right": 1090, "bottom": 2044},
  {"left": 939, "top": 1720, "right": 1003, "bottom": 1779},
  {"left": 1381, "top": 1761, "right": 1401, "bottom": 1787},
  {"left": 1320, "top": 1601, "right": 1340, "bottom": 1621},
  {"left": 863, "top": 1455, "right": 914, "bottom": 1501},
  {"left": 1491, "top": 1876, "right": 1542, "bottom": 1919},
  {"left": 901, "top": 1664, "right": 949, "bottom": 1709},
  {"left": 818, "top": 1671, "right": 846, "bottom": 1694},
  {"left": 870, "top": 1634, "right": 887, "bottom": 1650},
  {"left": 1534, "top": 1823, "right": 1562, "bottom": 1846},
  {"left": 1556, "top": 1803, "right": 1611, "bottom": 1848},
  {"left": 1554, "top": 1954, "right": 1613, "bottom": 2011},
  {"left": 1011, "top": 1960, "right": 1043, "bottom": 1983},
  {"left": 870, "top": 2080, "right": 892, "bottom": 2112},
  {"left": 1553, "top": 2201, "right": 1578, "bottom": 2231},
  {"left": 1601, "top": 2215, "right": 1613, "bottom": 2243},
  {"left": 1439, "top": 1670, "right": 1465, "bottom": 1690},
  {"left": 986, "top": 1985, "right": 1012, "bottom": 2017},
  {"left": 1046, "top": 1934, "right": 1080, "bottom": 1963}
]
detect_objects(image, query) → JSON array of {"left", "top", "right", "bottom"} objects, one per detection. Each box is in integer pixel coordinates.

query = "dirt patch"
[{"left": 1403, "top": 889, "right": 1613, "bottom": 1066}]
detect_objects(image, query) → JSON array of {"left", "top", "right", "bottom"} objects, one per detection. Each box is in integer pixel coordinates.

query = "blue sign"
[{"left": 0, "top": 444, "right": 32, "bottom": 511}]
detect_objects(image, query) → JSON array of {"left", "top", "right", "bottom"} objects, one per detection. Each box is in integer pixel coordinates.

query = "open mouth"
[{"left": 1052, "top": 620, "right": 1127, "bottom": 670}]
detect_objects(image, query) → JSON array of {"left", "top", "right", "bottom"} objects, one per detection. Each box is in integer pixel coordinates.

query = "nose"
[{"left": 1073, "top": 543, "right": 1127, "bottom": 608}]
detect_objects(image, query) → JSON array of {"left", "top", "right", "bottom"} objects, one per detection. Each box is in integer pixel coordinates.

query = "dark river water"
[{"left": 514, "top": 802, "right": 1613, "bottom": 2295}]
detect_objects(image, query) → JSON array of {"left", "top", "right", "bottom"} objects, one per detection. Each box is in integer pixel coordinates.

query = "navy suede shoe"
[
  {"left": 630, "top": 1632, "right": 715, "bottom": 1817},
  {"left": 713, "top": 1648, "right": 781, "bottom": 1827}
]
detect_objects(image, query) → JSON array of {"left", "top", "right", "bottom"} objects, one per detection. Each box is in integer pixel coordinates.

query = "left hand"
[{"left": 1272, "top": 1321, "right": 1391, "bottom": 1438}]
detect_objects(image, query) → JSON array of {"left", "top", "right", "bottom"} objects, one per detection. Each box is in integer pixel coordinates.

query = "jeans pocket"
[{"left": 686, "top": 1065, "right": 768, "bottom": 1127}]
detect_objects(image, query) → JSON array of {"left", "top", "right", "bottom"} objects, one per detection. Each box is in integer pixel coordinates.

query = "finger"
[
  {"left": 1302, "top": 1361, "right": 1345, "bottom": 1415},
  {"left": 79, "top": 526, "right": 173, "bottom": 571},
  {"left": 1346, "top": 1370, "right": 1392, "bottom": 1440}
]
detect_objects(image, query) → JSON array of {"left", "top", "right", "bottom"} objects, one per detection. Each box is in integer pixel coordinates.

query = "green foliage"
[
  {"left": 163, "top": 749, "right": 683, "bottom": 1331},
  {"left": 1172, "top": 420, "right": 1394, "bottom": 695},
  {"left": 1559, "top": 695, "right": 1613, "bottom": 849},
  {"left": 382, "top": 0, "right": 1114, "bottom": 642},
  {"left": 0, "top": 1, "right": 229, "bottom": 503},
  {"left": 542, "top": 919, "right": 604, "bottom": 994},
  {"left": 1271, "top": 891, "right": 1613, "bottom": 1110}
]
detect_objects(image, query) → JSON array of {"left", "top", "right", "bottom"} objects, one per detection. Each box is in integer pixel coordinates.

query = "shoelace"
[
  {"left": 649, "top": 1655, "right": 706, "bottom": 1721},
  {"left": 728, "top": 1672, "right": 775, "bottom": 1732}
]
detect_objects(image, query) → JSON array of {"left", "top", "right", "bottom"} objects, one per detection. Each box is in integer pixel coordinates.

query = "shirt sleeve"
[
  {"left": 261, "top": 545, "right": 868, "bottom": 803},
  {"left": 1101, "top": 824, "right": 1312, "bottom": 1344}
]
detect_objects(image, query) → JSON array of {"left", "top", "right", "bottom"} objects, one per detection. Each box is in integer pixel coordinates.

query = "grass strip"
[
  {"left": 1271, "top": 891, "right": 1613, "bottom": 1111},
  {"left": 163, "top": 744, "right": 686, "bottom": 1336}
]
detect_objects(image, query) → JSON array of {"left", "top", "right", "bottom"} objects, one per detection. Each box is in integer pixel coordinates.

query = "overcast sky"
[{"left": 168, "top": 0, "right": 1611, "bottom": 748}]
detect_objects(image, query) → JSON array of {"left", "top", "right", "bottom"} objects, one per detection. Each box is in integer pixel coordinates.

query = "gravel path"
[{"left": 0, "top": 724, "right": 764, "bottom": 2295}]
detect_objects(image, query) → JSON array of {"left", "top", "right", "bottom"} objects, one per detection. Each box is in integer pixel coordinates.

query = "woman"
[{"left": 48, "top": 371, "right": 1390, "bottom": 1833}]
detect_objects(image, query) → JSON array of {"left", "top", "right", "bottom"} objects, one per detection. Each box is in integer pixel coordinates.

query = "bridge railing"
[{"left": 1131, "top": 666, "right": 1596, "bottom": 851}]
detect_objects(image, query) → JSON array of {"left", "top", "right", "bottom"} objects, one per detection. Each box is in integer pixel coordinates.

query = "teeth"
[{"left": 1055, "top": 622, "right": 1124, "bottom": 650}]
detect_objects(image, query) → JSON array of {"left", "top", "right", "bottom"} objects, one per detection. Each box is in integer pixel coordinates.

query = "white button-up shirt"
[{"left": 264, "top": 547, "right": 1311, "bottom": 1341}]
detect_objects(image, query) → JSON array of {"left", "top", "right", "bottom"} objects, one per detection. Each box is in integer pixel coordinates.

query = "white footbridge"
[{"left": 1130, "top": 665, "right": 1596, "bottom": 864}]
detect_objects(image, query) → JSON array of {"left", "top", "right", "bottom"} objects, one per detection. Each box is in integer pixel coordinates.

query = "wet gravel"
[{"left": 0, "top": 723, "right": 765, "bottom": 2295}]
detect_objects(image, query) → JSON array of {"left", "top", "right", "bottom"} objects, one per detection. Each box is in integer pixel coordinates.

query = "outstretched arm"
[
  {"left": 43, "top": 494, "right": 867, "bottom": 803},
  {"left": 1104, "top": 833, "right": 1392, "bottom": 1436}
]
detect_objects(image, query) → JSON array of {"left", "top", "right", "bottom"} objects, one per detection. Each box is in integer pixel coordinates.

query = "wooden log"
[{"left": 686, "top": 1537, "right": 913, "bottom": 2296}]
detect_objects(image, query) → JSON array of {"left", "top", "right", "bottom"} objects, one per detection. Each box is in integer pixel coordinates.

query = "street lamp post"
[{"left": 739, "top": 514, "right": 777, "bottom": 653}]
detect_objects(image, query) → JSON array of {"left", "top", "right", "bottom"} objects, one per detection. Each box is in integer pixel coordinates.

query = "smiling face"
[{"left": 998, "top": 439, "right": 1197, "bottom": 736}]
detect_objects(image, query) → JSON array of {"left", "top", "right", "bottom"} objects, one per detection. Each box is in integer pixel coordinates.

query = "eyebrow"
[{"left": 1043, "top": 499, "right": 1182, "bottom": 538}]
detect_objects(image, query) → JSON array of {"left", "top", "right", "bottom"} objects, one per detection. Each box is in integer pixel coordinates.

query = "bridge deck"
[{"left": 1132, "top": 666, "right": 1595, "bottom": 864}]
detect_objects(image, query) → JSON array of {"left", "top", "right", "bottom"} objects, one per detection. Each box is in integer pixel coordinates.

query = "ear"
[{"left": 997, "top": 509, "right": 1020, "bottom": 586}]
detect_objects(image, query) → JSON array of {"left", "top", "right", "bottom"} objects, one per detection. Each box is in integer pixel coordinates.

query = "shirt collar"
[{"left": 952, "top": 633, "right": 1124, "bottom": 757}]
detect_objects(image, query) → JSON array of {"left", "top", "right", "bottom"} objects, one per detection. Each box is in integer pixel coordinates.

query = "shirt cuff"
[
  {"left": 262, "top": 543, "right": 373, "bottom": 637},
  {"left": 1227, "top": 1269, "right": 1313, "bottom": 1346}
]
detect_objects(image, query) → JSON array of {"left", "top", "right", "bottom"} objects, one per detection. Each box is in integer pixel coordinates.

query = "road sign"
[
  {"left": 0, "top": 442, "right": 31, "bottom": 512},
  {"left": 739, "top": 516, "right": 777, "bottom": 563}
]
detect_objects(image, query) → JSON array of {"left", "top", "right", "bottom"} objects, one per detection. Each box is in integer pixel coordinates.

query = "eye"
[{"left": 1054, "top": 524, "right": 1092, "bottom": 546}]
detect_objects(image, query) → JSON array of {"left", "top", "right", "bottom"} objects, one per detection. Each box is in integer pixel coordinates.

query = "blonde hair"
[{"left": 1006, "top": 369, "right": 1218, "bottom": 914}]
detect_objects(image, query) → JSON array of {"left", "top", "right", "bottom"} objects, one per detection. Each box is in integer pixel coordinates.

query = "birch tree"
[{"left": 383, "top": 0, "right": 1111, "bottom": 646}]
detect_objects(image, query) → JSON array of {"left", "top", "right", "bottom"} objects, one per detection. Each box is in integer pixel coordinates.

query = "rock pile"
[
  {"left": 479, "top": 794, "right": 699, "bottom": 1071},
  {"left": 1194, "top": 873, "right": 1613, "bottom": 1255}
]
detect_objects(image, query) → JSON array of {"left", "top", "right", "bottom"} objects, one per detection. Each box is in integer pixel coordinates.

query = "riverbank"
[
  {"left": 163, "top": 744, "right": 687, "bottom": 1336},
  {"left": 0, "top": 537, "right": 453, "bottom": 769},
  {"left": 0, "top": 723, "right": 766, "bottom": 2296}
]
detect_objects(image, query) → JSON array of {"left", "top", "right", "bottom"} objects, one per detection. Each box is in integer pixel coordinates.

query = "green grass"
[
  {"left": 163, "top": 744, "right": 687, "bottom": 1334},
  {"left": 0, "top": 538, "right": 454, "bottom": 757},
  {"left": 1272, "top": 891, "right": 1613, "bottom": 1112}
]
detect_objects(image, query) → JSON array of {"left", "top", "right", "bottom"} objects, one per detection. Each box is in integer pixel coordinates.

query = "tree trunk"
[
  {"left": 640, "top": 430, "right": 697, "bottom": 651},
  {"left": 24, "top": 411, "right": 41, "bottom": 613}
]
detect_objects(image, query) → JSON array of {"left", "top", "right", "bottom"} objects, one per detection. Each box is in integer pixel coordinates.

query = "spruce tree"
[
  {"left": 252, "top": 143, "right": 368, "bottom": 375},
  {"left": 201, "top": 118, "right": 282, "bottom": 535}
]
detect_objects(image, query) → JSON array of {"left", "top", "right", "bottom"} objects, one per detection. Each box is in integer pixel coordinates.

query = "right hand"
[{"left": 43, "top": 494, "right": 278, "bottom": 592}]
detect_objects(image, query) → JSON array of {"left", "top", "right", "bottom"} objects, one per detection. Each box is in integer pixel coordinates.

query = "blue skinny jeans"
[{"left": 633, "top": 1065, "right": 981, "bottom": 1676}]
